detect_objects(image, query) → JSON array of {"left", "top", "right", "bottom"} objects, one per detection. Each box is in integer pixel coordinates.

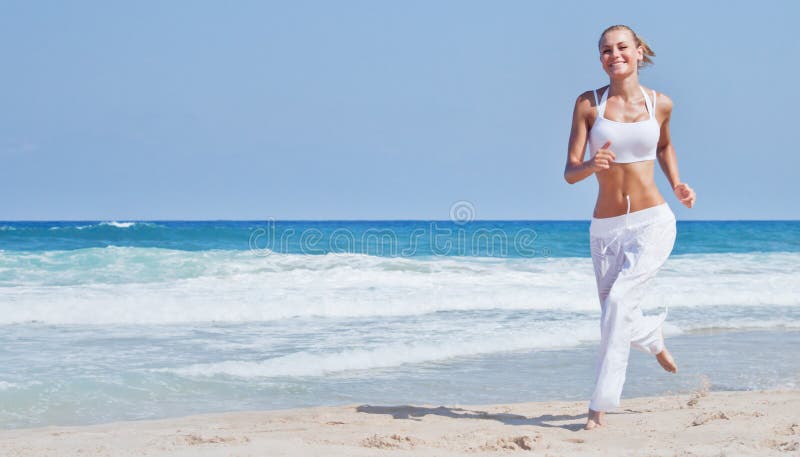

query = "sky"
[{"left": 1, "top": 0, "right": 797, "bottom": 220}]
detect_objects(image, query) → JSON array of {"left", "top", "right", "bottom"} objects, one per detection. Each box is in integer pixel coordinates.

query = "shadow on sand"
[{"left": 356, "top": 405, "right": 591, "bottom": 431}]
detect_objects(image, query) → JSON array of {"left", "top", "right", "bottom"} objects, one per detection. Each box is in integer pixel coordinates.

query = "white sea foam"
[
  {"left": 99, "top": 221, "right": 137, "bottom": 228},
  {"left": 0, "top": 381, "right": 19, "bottom": 390},
  {"left": 681, "top": 319, "right": 800, "bottom": 331},
  {"left": 49, "top": 225, "right": 92, "bottom": 230},
  {"left": 163, "top": 322, "right": 601, "bottom": 378},
  {"left": 44, "top": 222, "right": 159, "bottom": 231},
  {"left": 0, "top": 249, "right": 797, "bottom": 325}
]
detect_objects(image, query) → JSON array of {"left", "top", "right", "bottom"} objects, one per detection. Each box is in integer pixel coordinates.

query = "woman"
[{"left": 564, "top": 24, "right": 696, "bottom": 430}]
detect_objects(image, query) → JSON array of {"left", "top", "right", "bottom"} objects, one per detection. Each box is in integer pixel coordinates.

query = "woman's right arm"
[{"left": 564, "top": 92, "right": 614, "bottom": 184}]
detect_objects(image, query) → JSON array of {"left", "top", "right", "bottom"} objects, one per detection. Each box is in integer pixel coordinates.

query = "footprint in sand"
[
  {"left": 775, "top": 423, "right": 800, "bottom": 436},
  {"left": 565, "top": 438, "right": 586, "bottom": 444},
  {"left": 763, "top": 438, "right": 800, "bottom": 452},
  {"left": 360, "top": 433, "right": 421, "bottom": 449},
  {"left": 182, "top": 434, "right": 250, "bottom": 446},
  {"left": 691, "top": 411, "right": 730, "bottom": 427},
  {"left": 481, "top": 434, "right": 542, "bottom": 451}
]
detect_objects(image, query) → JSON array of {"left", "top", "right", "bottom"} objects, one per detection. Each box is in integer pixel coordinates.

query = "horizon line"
[{"left": 2, "top": 218, "right": 798, "bottom": 223}]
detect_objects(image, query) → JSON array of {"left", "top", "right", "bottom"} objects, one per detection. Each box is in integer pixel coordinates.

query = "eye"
[{"left": 620, "top": 46, "right": 627, "bottom": 49}]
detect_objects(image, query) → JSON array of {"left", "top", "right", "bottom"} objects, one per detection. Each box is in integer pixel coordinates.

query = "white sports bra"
[{"left": 587, "top": 86, "right": 659, "bottom": 164}]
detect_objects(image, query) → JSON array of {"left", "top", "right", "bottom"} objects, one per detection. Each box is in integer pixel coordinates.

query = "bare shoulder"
[
  {"left": 573, "top": 90, "right": 597, "bottom": 117},
  {"left": 653, "top": 90, "right": 674, "bottom": 116},
  {"left": 574, "top": 90, "right": 596, "bottom": 107}
]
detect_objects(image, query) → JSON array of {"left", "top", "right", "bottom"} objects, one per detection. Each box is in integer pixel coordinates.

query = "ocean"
[{"left": 1, "top": 220, "right": 798, "bottom": 428}]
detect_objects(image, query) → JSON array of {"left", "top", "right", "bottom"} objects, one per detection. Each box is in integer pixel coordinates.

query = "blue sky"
[{"left": 1, "top": 0, "right": 797, "bottom": 220}]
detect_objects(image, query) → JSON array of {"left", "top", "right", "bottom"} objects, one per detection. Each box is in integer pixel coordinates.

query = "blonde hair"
[{"left": 599, "top": 25, "right": 655, "bottom": 68}]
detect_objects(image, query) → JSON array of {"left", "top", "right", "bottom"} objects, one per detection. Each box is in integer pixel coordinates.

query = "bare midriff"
[{"left": 593, "top": 160, "right": 665, "bottom": 218}]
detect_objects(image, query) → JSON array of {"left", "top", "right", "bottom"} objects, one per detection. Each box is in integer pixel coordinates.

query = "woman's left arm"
[{"left": 656, "top": 93, "right": 696, "bottom": 209}]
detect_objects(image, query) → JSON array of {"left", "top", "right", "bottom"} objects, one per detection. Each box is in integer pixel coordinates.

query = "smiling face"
[{"left": 598, "top": 29, "right": 644, "bottom": 78}]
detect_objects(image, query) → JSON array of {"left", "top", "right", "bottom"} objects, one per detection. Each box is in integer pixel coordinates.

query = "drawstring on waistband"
[
  {"left": 600, "top": 194, "right": 632, "bottom": 256},
  {"left": 625, "top": 194, "right": 631, "bottom": 228}
]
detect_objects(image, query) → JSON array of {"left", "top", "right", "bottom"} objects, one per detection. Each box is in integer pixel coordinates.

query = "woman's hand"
[
  {"left": 587, "top": 141, "right": 616, "bottom": 173},
  {"left": 673, "top": 183, "right": 696, "bottom": 208}
]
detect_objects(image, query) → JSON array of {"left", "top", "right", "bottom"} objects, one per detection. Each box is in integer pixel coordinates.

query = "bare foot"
[
  {"left": 656, "top": 347, "right": 678, "bottom": 373},
  {"left": 584, "top": 409, "right": 605, "bottom": 430}
]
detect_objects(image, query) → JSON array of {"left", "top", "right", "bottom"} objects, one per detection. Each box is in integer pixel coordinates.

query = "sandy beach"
[{"left": 1, "top": 389, "right": 797, "bottom": 457}]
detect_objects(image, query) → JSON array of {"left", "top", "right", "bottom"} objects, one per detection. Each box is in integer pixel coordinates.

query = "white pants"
[{"left": 588, "top": 202, "right": 676, "bottom": 412}]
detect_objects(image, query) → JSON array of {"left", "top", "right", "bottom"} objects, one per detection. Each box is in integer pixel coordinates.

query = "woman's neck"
[{"left": 607, "top": 74, "right": 641, "bottom": 102}]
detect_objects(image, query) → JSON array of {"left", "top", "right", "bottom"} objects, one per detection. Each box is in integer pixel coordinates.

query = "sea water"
[{"left": 1, "top": 220, "right": 798, "bottom": 428}]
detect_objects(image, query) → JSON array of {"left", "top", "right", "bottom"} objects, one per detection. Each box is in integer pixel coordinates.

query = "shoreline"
[{"left": 2, "top": 390, "right": 798, "bottom": 456}]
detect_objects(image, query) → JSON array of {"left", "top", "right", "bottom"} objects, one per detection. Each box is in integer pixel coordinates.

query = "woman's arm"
[
  {"left": 564, "top": 92, "right": 615, "bottom": 184},
  {"left": 656, "top": 94, "right": 696, "bottom": 208}
]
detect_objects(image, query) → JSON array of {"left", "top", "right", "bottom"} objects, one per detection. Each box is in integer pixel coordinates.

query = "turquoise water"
[
  {"left": 2, "top": 220, "right": 798, "bottom": 255},
  {"left": 0, "top": 220, "right": 798, "bottom": 428}
]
